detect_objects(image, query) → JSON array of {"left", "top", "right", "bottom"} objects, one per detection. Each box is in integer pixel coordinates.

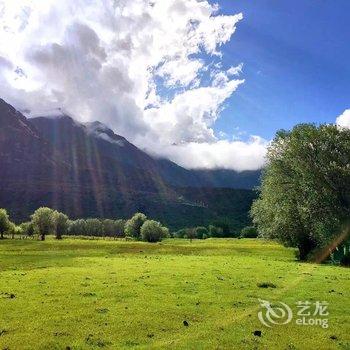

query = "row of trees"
[
  {"left": 1, "top": 207, "right": 256, "bottom": 243},
  {"left": 174, "top": 225, "right": 225, "bottom": 240},
  {"left": 0, "top": 209, "right": 169, "bottom": 243},
  {"left": 173, "top": 225, "right": 258, "bottom": 240}
]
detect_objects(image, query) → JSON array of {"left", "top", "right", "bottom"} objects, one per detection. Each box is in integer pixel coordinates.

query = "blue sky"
[{"left": 215, "top": 0, "right": 350, "bottom": 140}]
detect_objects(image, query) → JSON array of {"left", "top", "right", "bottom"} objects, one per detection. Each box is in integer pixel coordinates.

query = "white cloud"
[
  {"left": 336, "top": 109, "right": 350, "bottom": 128},
  {"left": 0, "top": 0, "right": 267, "bottom": 171},
  {"left": 146, "top": 137, "right": 268, "bottom": 171}
]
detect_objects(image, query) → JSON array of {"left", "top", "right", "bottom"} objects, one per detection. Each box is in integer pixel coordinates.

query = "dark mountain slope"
[{"left": 0, "top": 98, "right": 257, "bottom": 231}]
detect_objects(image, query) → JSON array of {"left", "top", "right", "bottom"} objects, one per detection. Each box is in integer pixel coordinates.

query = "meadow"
[{"left": 0, "top": 238, "right": 349, "bottom": 350}]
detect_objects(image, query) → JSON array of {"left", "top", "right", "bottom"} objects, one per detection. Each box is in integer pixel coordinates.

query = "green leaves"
[{"left": 252, "top": 124, "right": 350, "bottom": 260}]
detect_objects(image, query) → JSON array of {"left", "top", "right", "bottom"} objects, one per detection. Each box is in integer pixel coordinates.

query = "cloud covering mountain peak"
[{"left": 0, "top": 0, "right": 267, "bottom": 170}]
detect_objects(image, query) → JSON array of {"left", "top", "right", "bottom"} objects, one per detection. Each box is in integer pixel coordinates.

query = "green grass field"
[{"left": 0, "top": 238, "right": 349, "bottom": 350}]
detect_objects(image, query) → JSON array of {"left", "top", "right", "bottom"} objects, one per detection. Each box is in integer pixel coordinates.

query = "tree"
[
  {"left": 213, "top": 220, "right": 231, "bottom": 237},
  {"left": 195, "top": 227, "right": 208, "bottom": 239},
  {"left": 0, "top": 209, "right": 11, "bottom": 239},
  {"left": 125, "top": 213, "right": 147, "bottom": 239},
  {"left": 85, "top": 219, "right": 104, "bottom": 236},
  {"left": 102, "top": 219, "right": 116, "bottom": 237},
  {"left": 251, "top": 124, "right": 350, "bottom": 260},
  {"left": 55, "top": 211, "right": 69, "bottom": 239},
  {"left": 20, "top": 222, "right": 35, "bottom": 238},
  {"left": 114, "top": 219, "right": 126, "bottom": 238},
  {"left": 31, "top": 207, "right": 56, "bottom": 241},
  {"left": 68, "top": 219, "right": 88, "bottom": 236},
  {"left": 140, "top": 220, "right": 168, "bottom": 243},
  {"left": 208, "top": 225, "right": 223, "bottom": 238},
  {"left": 7, "top": 224, "right": 22, "bottom": 239},
  {"left": 174, "top": 229, "right": 188, "bottom": 238},
  {"left": 184, "top": 228, "right": 197, "bottom": 242}
]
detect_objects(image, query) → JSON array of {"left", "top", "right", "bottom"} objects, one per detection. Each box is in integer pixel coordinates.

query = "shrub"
[
  {"left": 140, "top": 220, "right": 168, "bottom": 243},
  {"left": 125, "top": 213, "right": 147, "bottom": 239},
  {"left": 195, "top": 227, "right": 208, "bottom": 239},
  {"left": 31, "top": 207, "right": 57, "bottom": 240},
  {"left": 240, "top": 226, "right": 258, "bottom": 238},
  {"left": 257, "top": 282, "right": 277, "bottom": 288}
]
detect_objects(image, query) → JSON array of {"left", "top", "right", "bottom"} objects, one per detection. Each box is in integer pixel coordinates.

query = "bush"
[
  {"left": 125, "top": 213, "right": 147, "bottom": 239},
  {"left": 140, "top": 220, "right": 168, "bottom": 243},
  {"left": 195, "top": 227, "right": 208, "bottom": 239},
  {"left": 240, "top": 226, "right": 258, "bottom": 238},
  {"left": 257, "top": 282, "right": 277, "bottom": 288}
]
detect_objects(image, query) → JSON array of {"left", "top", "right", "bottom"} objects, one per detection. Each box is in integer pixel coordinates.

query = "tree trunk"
[{"left": 298, "top": 237, "right": 317, "bottom": 261}]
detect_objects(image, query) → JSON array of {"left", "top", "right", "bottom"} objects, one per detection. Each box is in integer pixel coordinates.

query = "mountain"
[
  {"left": 0, "top": 98, "right": 259, "bottom": 231},
  {"left": 157, "top": 159, "right": 261, "bottom": 189}
]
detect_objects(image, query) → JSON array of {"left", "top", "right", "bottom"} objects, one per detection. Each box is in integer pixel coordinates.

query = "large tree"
[
  {"left": 251, "top": 124, "right": 350, "bottom": 260},
  {"left": 31, "top": 207, "right": 56, "bottom": 241},
  {"left": 54, "top": 211, "right": 69, "bottom": 240},
  {"left": 125, "top": 213, "right": 147, "bottom": 239},
  {"left": 140, "top": 220, "right": 168, "bottom": 243}
]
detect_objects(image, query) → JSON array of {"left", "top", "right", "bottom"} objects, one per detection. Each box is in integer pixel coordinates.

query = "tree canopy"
[{"left": 251, "top": 124, "right": 350, "bottom": 260}]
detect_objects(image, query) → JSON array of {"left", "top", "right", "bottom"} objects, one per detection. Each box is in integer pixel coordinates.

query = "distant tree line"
[
  {"left": 0, "top": 208, "right": 169, "bottom": 243},
  {"left": 173, "top": 225, "right": 258, "bottom": 240}
]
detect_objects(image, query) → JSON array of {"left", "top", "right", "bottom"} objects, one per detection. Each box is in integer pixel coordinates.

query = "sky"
[
  {"left": 0, "top": 0, "right": 348, "bottom": 171},
  {"left": 216, "top": 0, "right": 350, "bottom": 141}
]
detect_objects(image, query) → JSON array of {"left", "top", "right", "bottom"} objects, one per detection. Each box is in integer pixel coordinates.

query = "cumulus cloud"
[
  {"left": 336, "top": 109, "right": 350, "bottom": 128},
  {"left": 0, "top": 0, "right": 267, "bottom": 170}
]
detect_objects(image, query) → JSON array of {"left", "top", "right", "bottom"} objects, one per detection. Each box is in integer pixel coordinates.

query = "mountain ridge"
[{"left": 0, "top": 98, "right": 259, "bottom": 231}]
